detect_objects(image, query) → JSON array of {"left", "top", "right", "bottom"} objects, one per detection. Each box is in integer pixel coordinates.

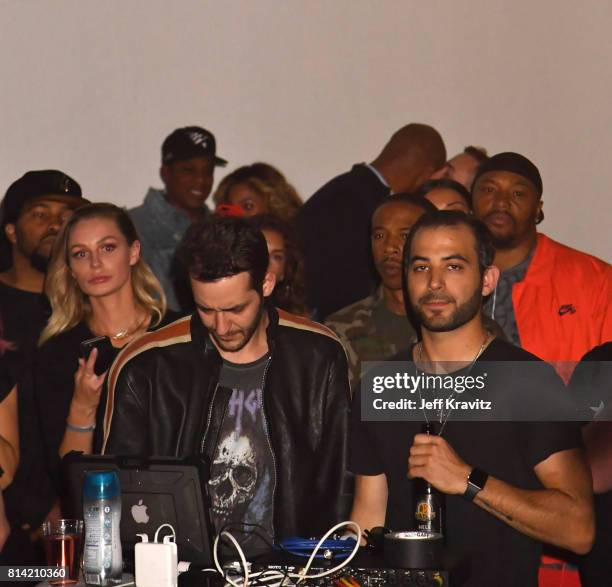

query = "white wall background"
[{"left": 1, "top": 0, "right": 610, "bottom": 261}]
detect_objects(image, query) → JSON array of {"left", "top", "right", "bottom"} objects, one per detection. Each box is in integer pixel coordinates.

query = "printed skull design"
[{"left": 209, "top": 434, "right": 257, "bottom": 518}]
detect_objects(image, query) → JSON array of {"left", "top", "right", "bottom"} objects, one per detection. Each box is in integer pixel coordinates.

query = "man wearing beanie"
[
  {"left": 129, "top": 126, "right": 227, "bottom": 312},
  {"left": 0, "top": 169, "right": 85, "bottom": 354},
  {"left": 471, "top": 152, "right": 611, "bottom": 380}
]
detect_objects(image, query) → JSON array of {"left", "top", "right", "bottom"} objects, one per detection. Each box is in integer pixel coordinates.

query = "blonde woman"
[
  {"left": 35, "top": 204, "right": 177, "bottom": 479},
  {"left": 213, "top": 162, "right": 302, "bottom": 223}
]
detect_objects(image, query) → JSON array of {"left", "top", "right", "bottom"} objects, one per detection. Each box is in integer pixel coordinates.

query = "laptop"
[{"left": 60, "top": 453, "right": 214, "bottom": 567}]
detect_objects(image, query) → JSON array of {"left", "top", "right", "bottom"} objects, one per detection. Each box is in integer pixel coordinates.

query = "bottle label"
[
  {"left": 415, "top": 498, "right": 436, "bottom": 522},
  {"left": 85, "top": 573, "right": 102, "bottom": 585},
  {"left": 83, "top": 499, "right": 122, "bottom": 584},
  {"left": 84, "top": 506, "right": 102, "bottom": 570}
]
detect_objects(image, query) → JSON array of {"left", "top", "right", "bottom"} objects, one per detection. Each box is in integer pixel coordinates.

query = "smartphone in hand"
[{"left": 79, "top": 336, "right": 115, "bottom": 376}]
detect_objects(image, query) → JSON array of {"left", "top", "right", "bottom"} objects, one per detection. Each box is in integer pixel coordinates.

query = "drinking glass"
[{"left": 42, "top": 519, "right": 84, "bottom": 585}]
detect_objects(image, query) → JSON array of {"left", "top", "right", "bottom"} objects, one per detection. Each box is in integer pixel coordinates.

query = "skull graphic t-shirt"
[{"left": 209, "top": 354, "right": 274, "bottom": 554}]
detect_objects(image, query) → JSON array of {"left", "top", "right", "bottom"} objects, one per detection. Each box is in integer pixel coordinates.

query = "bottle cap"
[{"left": 83, "top": 470, "right": 121, "bottom": 500}]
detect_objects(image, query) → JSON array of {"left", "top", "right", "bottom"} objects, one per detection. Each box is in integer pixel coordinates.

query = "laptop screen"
[{"left": 60, "top": 454, "right": 214, "bottom": 566}]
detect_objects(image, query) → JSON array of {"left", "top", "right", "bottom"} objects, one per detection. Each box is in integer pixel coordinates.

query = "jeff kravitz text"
[{"left": 372, "top": 397, "right": 492, "bottom": 410}]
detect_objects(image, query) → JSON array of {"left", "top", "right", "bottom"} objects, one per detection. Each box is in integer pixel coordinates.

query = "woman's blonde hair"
[
  {"left": 39, "top": 203, "right": 166, "bottom": 345},
  {"left": 212, "top": 162, "right": 302, "bottom": 224}
]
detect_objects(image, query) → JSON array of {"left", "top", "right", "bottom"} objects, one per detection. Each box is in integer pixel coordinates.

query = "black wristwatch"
[{"left": 463, "top": 467, "right": 488, "bottom": 501}]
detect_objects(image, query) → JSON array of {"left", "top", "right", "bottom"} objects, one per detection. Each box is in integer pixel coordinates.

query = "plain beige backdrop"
[{"left": 0, "top": 0, "right": 610, "bottom": 261}]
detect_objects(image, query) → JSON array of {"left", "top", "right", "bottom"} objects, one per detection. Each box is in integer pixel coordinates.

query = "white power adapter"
[{"left": 135, "top": 524, "right": 178, "bottom": 587}]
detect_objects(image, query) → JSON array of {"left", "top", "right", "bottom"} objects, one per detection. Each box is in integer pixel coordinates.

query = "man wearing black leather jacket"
[{"left": 96, "top": 216, "right": 350, "bottom": 551}]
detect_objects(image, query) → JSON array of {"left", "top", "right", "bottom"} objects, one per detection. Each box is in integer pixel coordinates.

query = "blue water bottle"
[{"left": 83, "top": 470, "right": 123, "bottom": 585}]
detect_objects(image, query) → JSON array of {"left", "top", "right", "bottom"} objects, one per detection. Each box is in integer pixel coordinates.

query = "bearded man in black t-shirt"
[
  {"left": 0, "top": 170, "right": 86, "bottom": 353},
  {"left": 349, "top": 211, "right": 594, "bottom": 587},
  {"left": 0, "top": 171, "right": 86, "bottom": 570}
]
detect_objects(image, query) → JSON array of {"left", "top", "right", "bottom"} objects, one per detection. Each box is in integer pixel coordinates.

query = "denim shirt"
[{"left": 129, "top": 188, "right": 208, "bottom": 310}]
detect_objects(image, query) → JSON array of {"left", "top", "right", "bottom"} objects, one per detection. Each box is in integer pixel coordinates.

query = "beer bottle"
[{"left": 413, "top": 423, "right": 443, "bottom": 535}]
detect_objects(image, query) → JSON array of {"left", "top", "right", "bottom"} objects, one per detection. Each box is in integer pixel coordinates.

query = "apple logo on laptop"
[{"left": 131, "top": 499, "right": 150, "bottom": 524}]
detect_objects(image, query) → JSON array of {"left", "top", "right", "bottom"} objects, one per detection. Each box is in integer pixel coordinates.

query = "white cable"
[
  {"left": 153, "top": 523, "right": 176, "bottom": 543},
  {"left": 213, "top": 531, "right": 250, "bottom": 587},
  {"left": 244, "top": 569, "right": 287, "bottom": 586},
  {"left": 213, "top": 520, "right": 362, "bottom": 587},
  {"left": 293, "top": 521, "right": 361, "bottom": 583}
]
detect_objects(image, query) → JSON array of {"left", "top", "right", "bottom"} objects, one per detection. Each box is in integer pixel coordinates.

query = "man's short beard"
[
  {"left": 412, "top": 285, "right": 482, "bottom": 333},
  {"left": 484, "top": 210, "right": 539, "bottom": 251},
  {"left": 29, "top": 251, "right": 50, "bottom": 273},
  {"left": 210, "top": 297, "right": 266, "bottom": 353},
  {"left": 489, "top": 232, "right": 519, "bottom": 250}
]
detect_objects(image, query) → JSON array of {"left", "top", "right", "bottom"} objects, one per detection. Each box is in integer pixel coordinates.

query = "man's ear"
[
  {"left": 415, "top": 165, "right": 436, "bottom": 189},
  {"left": 482, "top": 265, "right": 500, "bottom": 297},
  {"left": 536, "top": 199, "right": 544, "bottom": 225},
  {"left": 429, "top": 163, "right": 450, "bottom": 181},
  {"left": 262, "top": 271, "right": 276, "bottom": 298},
  {"left": 160, "top": 164, "right": 170, "bottom": 185},
  {"left": 4, "top": 223, "right": 17, "bottom": 246}
]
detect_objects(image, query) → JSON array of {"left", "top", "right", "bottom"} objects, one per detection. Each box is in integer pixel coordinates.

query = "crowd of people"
[{"left": 0, "top": 122, "right": 610, "bottom": 587}]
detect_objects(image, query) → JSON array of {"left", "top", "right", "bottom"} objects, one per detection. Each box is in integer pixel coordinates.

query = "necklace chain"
[
  {"left": 93, "top": 316, "right": 147, "bottom": 341},
  {"left": 416, "top": 333, "right": 491, "bottom": 436},
  {"left": 111, "top": 317, "right": 146, "bottom": 340}
]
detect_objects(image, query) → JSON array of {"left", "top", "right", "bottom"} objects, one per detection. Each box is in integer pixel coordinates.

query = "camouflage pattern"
[{"left": 325, "top": 288, "right": 417, "bottom": 393}]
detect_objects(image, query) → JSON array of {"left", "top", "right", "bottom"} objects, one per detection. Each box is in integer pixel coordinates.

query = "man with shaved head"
[{"left": 299, "top": 123, "right": 446, "bottom": 320}]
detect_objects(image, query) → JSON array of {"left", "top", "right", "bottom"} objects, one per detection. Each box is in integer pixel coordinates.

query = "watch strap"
[{"left": 463, "top": 467, "right": 489, "bottom": 501}]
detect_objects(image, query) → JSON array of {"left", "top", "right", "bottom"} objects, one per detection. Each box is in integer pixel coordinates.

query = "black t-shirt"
[
  {"left": 36, "top": 322, "right": 103, "bottom": 478},
  {"left": 350, "top": 338, "right": 582, "bottom": 587},
  {"left": 0, "top": 281, "right": 50, "bottom": 356},
  {"left": 0, "top": 350, "right": 20, "bottom": 402},
  {"left": 0, "top": 283, "right": 54, "bottom": 534},
  {"left": 210, "top": 354, "right": 275, "bottom": 555},
  {"left": 36, "top": 312, "right": 182, "bottom": 491},
  {"left": 570, "top": 342, "right": 612, "bottom": 587},
  {"left": 2, "top": 362, "right": 55, "bottom": 532},
  {"left": 570, "top": 341, "right": 612, "bottom": 418}
]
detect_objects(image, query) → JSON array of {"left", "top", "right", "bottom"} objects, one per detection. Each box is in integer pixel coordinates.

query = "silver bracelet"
[{"left": 66, "top": 421, "right": 96, "bottom": 433}]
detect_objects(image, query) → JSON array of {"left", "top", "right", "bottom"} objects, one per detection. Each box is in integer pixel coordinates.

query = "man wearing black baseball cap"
[
  {"left": 471, "top": 151, "right": 611, "bottom": 380},
  {"left": 0, "top": 169, "right": 85, "bottom": 353},
  {"left": 0, "top": 169, "right": 84, "bottom": 570},
  {"left": 129, "top": 126, "right": 227, "bottom": 311}
]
